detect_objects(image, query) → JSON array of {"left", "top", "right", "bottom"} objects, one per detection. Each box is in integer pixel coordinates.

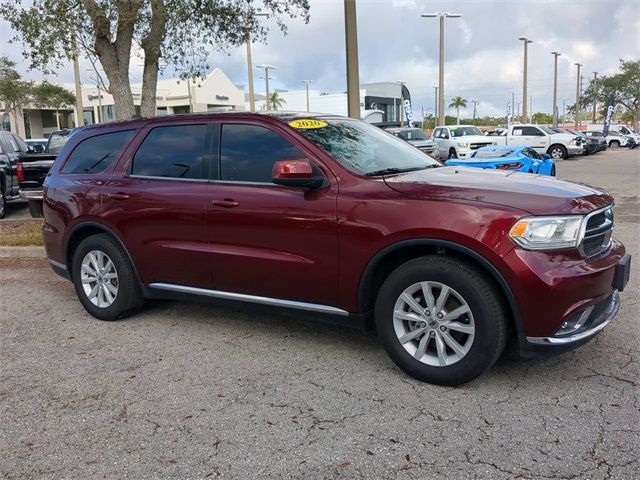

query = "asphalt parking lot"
[{"left": 1, "top": 148, "right": 638, "bottom": 479}]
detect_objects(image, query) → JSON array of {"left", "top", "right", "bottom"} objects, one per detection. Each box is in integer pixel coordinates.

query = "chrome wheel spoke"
[
  {"left": 435, "top": 334, "right": 447, "bottom": 366},
  {"left": 82, "top": 264, "right": 97, "bottom": 276},
  {"left": 443, "top": 321, "right": 474, "bottom": 334},
  {"left": 81, "top": 276, "right": 97, "bottom": 284},
  {"left": 393, "top": 310, "right": 421, "bottom": 323},
  {"left": 104, "top": 281, "right": 118, "bottom": 296},
  {"left": 440, "top": 331, "right": 466, "bottom": 357},
  {"left": 398, "top": 327, "right": 427, "bottom": 344},
  {"left": 434, "top": 286, "right": 450, "bottom": 314},
  {"left": 88, "top": 284, "right": 99, "bottom": 299},
  {"left": 414, "top": 334, "right": 429, "bottom": 360},
  {"left": 400, "top": 292, "right": 425, "bottom": 315},
  {"left": 102, "top": 284, "right": 114, "bottom": 304},
  {"left": 103, "top": 273, "right": 118, "bottom": 280},
  {"left": 442, "top": 305, "right": 470, "bottom": 322},
  {"left": 420, "top": 282, "right": 436, "bottom": 310}
]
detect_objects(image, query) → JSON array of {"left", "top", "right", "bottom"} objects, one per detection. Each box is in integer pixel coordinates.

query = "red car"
[{"left": 42, "top": 112, "right": 631, "bottom": 385}]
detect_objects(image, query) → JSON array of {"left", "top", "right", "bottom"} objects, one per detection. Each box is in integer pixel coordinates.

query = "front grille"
[
  {"left": 580, "top": 206, "right": 614, "bottom": 257},
  {"left": 470, "top": 142, "right": 493, "bottom": 150}
]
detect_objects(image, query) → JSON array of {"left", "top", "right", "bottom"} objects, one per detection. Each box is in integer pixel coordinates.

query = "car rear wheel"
[
  {"left": 547, "top": 145, "right": 567, "bottom": 160},
  {"left": 550, "top": 165, "right": 556, "bottom": 176},
  {"left": 610, "top": 140, "right": 620, "bottom": 148},
  {"left": 375, "top": 255, "right": 507, "bottom": 386},
  {"left": 448, "top": 148, "right": 457, "bottom": 159},
  {"left": 72, "top": 234, "right": 145, "bottom": 321}
]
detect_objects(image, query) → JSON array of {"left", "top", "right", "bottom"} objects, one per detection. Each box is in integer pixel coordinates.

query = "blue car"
[{"left": 445, "top": 145, "right": 556, "bottom": 176}]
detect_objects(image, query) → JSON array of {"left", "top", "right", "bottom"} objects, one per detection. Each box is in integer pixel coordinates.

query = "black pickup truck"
[
  {"left": 0, "top": 131, "right": 31, "bottom": 219},
  {"left": 17, "top": 129, "right": 75, "bottom": 217}
]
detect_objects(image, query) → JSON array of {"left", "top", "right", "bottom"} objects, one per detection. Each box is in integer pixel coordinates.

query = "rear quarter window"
[{"left": 61, "top": 130, "right": 135, "bottom": 174}]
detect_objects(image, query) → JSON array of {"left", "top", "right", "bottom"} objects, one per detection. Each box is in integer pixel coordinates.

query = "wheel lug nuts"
[
  {"left": 425, "top": 310, "right": 431, "bottom": 316},
  {"left": 440, "top": 326, "right": 446, "bottom": 332},
  {"left": 437, "top": 313, "right": 443, "bottom": 319},
  {"left": 420, "top": 321, "right": 427, "bottom": 328}
]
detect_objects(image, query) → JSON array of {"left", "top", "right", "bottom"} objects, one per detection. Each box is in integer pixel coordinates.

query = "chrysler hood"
[{"left": 383, "top": 166, "right": 612, "bottom": 215}]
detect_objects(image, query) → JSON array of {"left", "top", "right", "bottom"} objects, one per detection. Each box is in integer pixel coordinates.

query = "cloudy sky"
[{"left": 2, "top": 0, "right": 639, "bottom": 118}]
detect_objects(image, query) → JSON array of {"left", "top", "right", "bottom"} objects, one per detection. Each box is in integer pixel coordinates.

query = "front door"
[
  {"left": 207, "top": 121, "right": 339, "bottom": 307},
  {"left": 102, "top": 121, "right": 215, "bottom": 289}
]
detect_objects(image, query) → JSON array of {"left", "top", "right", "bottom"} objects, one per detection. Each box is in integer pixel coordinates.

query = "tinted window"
[
  {"left": 8, "top": 136, "right": 19, "bottom": 152},
  {"left": 220, "top": 124, "right": 303, "bottom": 183},
  {"left": 132, "top": 124, "right": 208, "bottom": 179},
  {"left": 13, "top": 135, "right": 29, "bottom": 152},
  {"left": 62, "top": 130, "right": 134, "bottom": 174},
  {"left": 513, "top": 126, "right": 543, "bottom": 136}
]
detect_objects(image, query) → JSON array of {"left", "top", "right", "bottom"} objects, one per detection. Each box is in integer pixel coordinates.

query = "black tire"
[
  {"left": 547, "top": 144, "right": 567, "bottom": 160},
  {"left": 610, "top": 140, "right": 620, "bottom": 148},
  {"left": 448, "top": 148, "right": 457, "bottom": 159},
  {"left": 375, "top": 255, "right": 507, "bottom": 386},
  {"left": 0, "top": 188, "right": 6, "bottom": 219},
  {"left": 71, "top": 233, "right": 145, "bottom": 321},
  {"left": 550, "top": 165, "right": 556, "bottom": 177},
  {"left": 27, "top": 199, "right": 43, "bottom": 218}
]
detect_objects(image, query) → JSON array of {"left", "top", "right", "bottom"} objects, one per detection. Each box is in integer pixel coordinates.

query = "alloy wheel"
[
  {"left": 550, "top": 147, "right": 564, "bottom": 159},
  {"left": 80, "top": 250, "right": 119, "bottom": 308},
  {"left": 393, "top": 281, "right": 475, "bottom": 367}
]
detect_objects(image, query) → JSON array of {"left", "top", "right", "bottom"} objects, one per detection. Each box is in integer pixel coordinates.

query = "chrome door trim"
[{"left": 149, "top": 282, "right": 349, "bottom": 316}]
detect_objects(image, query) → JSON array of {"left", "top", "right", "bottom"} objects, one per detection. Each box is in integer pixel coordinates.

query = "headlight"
[
  {"left": 457, "top": 142, "right": 469, "bottom": 148},
  {"left": 509, "top": 215, "right": 584, "bottom": 250}
]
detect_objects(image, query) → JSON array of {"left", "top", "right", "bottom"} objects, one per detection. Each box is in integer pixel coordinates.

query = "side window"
[
  {"left": 522, "top": 126, "right": 543, "bottom": 136},
  {"left": 13, "top": 135, "right": 29, "bottom": 152},
  {"left": 528, "top": 148, "right": 541, "bottom": 159},
  {"left": 131, "top": 124, "right": 209, "bottom": 179},
  {"left": 220, "top": 124, "right": 304, "bottom": 183},
  {"left": 8, "top": 136, "right": 19, "bottom": 152},
  {"left": 433, "top": 128, "right": 441, "bottom": 138},
  {"left": 62, "top": 130, "right": 135, "bottom": 174}
]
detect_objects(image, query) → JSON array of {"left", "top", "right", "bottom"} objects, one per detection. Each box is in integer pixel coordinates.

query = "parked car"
[
  {"left": 25, "top": 138, "right": 48, "bottom": 153},
  {"left": 602, "top": 131, "right": 633, "bottom": 148},
  {"left": 432, "top": 125, "right": 496, "bottom": 159},
  {"left": 582, "top": 131, "right": 608, "bottom": 152},
  {"left": 490, "top": 124, "right": 585, "bottom": 159},
  {"left": 587, "top": 123, "right": 640, "bottom": 145},
  {"left": 551, "top": 128, "right": 599, "bottom": 155},
  {"left": 42, "top": 112, "right": 630, "bottom": 386},
  {"left": 385, "top": 127, "right": 437, "bottom": 158},
  {"left": 445, "top": 146, "right": 556, "bottom": 176},
  {"left": 18, "top": 128, "right": 77, "bottom": 217},
  {"left": 0, "top": 131, "right": 29, "bottom": 218}
]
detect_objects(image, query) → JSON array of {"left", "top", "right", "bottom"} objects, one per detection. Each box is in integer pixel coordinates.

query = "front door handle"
[
  {"left": 212, "top": 199, "right": 239, "bottom": 208},
  {"left": 108, "top": 192, "right": 130, "bottom": 200}
]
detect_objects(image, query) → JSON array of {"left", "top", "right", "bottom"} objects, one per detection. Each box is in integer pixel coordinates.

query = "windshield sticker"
[{"left": 289, "top": 119, "right": 328, "bottom": 129}]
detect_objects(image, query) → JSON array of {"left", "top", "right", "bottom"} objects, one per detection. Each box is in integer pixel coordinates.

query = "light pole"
[
  {"left": 472, "top": 99, "right": 479, "bottom": 123},
  {"left": 592, "top": 71, "right": 598, "bottom": 122},
  {"left": 244, "top": 12, "right": 269, "bottom": 112},
  {"left": 301, "top": 80, "right": 313, "bottom": 112},
  {"left": 575, "top": 62, "right": 582, "bottom": 129},
  {"left": 433, "top": 86, "right": 438, "bottom": 120},
  {"left": 344, "top": 0, "right": 361, "bottom": 119},
  {"left": 518, "top": 37, "right": 533, "bottom": 123},
  {"left": 397, "top": 80, "right": 406, "bottom": 126},
  {"left": 551, "top": 51, "right": 561, "bottom": 127},
  {"left": 561, "top": 98, "right": 570, "bottom": 125},
  {"left": 422, "top": 12, "right": 462, "bottom": 127},
  {"left": 256, "top": 64, "right": 276, "bottom": 110}
]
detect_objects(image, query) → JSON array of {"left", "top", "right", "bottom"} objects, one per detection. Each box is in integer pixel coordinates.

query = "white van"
[{"left": 587, "top": 124, "right": 639, "bottom": 143}]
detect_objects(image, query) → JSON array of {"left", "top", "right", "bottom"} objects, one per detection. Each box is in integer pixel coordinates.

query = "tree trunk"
[
  {"left": 55, "top": 109, "right": 60, "bottom": 130},
  {"left": 140, "top": 0, "right": 167, "bottom": 118}
]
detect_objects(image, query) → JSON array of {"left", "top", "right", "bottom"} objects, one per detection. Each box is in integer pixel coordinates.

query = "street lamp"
[
  {"left": 518, "top": 37, "right": 533, "bottom": 123},
  {"left": 256, "top": 64, "right": 276, "bottom": 110},
  {"left": 551, "top": 52, "right": 561, "bottom": 127},
  {"left": 244, "top": 12, "right": 269, "bottom": 112},
  {"left": 421, "top": 12, "right": 462, "bottom": 127},
  {"left": 301, "top": 80, "right": 313, "bottom": 112},
  {"left": 575, "top": 63, "right": 582, "bottom": 129}
]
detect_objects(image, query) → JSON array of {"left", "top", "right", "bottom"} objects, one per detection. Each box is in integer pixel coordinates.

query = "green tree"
[
  {"left": 0, "top": 57, "right": 33, "bottom": 135},
  {"left": 31, "top": 81, "right": 76, "bottom": 129},
  {"left": 579, "top": 59, "right": 640, "bottom": 127},
  {"left": 448, "top": 96, "right": 467, "bottom": 125},
  {"left": 531, "top": 112, "right": 553, "bottom": 124},
  {"left": 0, "top": 0, "right": 310, "bottom": 120},
  {"left": 268, "top": 92, "right": 286, "bottom": 111}
]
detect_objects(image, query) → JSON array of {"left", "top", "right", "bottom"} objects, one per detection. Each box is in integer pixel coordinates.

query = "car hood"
[
  {"left": 383, "top": 166, "right": 612, "bottom": 215},
  {"left": 450, "top": 135, "right": 492, "bottom": 143},
  {"left": 407, "top": 139, "right": 434, "bottom": 147},
  {"left": 550, "top": 133, "right": 579, "bottom": 142}
]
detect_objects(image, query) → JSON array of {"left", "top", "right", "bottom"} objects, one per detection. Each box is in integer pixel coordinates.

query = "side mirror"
[
  {"left": 542, "top": 154, "right": 552, "bottom": 160},
  {"left": 272, "top": 158, "right": 325, "bottom": 188}
]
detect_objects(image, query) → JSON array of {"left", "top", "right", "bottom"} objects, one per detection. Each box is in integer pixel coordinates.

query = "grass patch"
[{"left": 0, "top": 222, "right": 44, "bottom": 246}]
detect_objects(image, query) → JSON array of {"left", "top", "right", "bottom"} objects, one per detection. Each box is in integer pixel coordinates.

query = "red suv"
[{"left": 42, "top": 113, "right": 631, "bottom": 385}]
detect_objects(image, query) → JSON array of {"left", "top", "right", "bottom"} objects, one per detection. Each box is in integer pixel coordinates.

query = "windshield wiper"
[{"left": 365, "top": 166, "right": 436, "bottom": 176}]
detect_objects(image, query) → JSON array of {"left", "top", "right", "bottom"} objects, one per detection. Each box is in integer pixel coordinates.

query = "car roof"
[{"left": 385, "top": 127, "right": 422, "bottom": 133}]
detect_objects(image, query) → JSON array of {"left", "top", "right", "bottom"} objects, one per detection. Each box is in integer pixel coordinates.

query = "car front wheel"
[
  {"left": 448, "top": 148, "right": 457, "bottom": 159},
  {"left": 72, "top": 233, "right": 145, "bottom": 321},
  {"left": 547, "top": 145, "right": 567, "bottom": 159},
  {"left": 375, "top": 255, "right": 507, "bottom": 385}
]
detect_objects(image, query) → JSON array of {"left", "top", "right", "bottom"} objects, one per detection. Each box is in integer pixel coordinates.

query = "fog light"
[{"left": 556, "top": 306, "right": 594, "bottom": 336}]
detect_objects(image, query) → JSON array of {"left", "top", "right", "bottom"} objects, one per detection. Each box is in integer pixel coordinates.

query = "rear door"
[
  {"left": 510, "top": 126, "right": 547, "bottom": 151},
  {"left": 206, "top": 120, "right": 339, "bottom": 307},
  {"left": 102, "top": 121, "right": 215, "bottom": 289}
]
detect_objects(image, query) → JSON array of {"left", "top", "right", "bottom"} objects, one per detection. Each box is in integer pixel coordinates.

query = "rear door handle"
[
  {"left": 108, "top": 192, "right": 130, "bottom": 200},
  {"left": 212, "top": 199, "right": 239, "bottom": 208}
]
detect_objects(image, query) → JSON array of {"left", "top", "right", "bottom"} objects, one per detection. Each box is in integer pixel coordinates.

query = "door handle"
[
  {"left": 212, "top": 199, "right": 239, "bottom": 208},
  {"left": 108, "top": 192, "right": 130, "bottom": 200}
]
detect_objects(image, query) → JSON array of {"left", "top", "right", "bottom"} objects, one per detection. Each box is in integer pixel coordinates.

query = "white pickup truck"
[{"left": 433, "top": 124, "right": 584, "bottom": 159}]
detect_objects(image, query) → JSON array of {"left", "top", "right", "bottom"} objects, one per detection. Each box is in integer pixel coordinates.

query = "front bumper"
[{"left": 567, "top": 145, "right": 585, "bottom": 156}]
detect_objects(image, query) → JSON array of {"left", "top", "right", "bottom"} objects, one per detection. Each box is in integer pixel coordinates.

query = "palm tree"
[
  {"left": 448, "top": 96, "right": 468, "bottom": 125},
  {"left": 268, "top": 92, "right": 287, "bottom": 111}
]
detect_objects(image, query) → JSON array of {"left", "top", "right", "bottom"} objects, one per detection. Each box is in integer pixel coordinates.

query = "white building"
[{"left": 2, "top": 68, "right": 245, "bottom": 139}]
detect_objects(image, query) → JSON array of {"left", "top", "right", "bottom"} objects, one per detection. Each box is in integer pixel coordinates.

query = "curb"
[{"left": 0, "top": 246, "right": 46, "bottom": 258}]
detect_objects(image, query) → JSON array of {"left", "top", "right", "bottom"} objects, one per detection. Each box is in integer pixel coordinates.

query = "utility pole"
[
  {"left": 511, "top": 91, "right": 515, "bottom": 124},
  {"left": 344, "top": 0, "right": 361, "bottom": 119},
  {"left": 592, "top": 72, "right": 598, "bottom": 122},
  {"left": 519, "top": 37, "right": 533, "bottom": 123},
  {"left": 472, "top": 99, "right": 479, "bottom": 123},
  {"left": 530, "top": 96, "right": 533, "bottom": 123},
  {"left": 244, "top": 12, "right": 269, "bottom": 112},
  {"left": 71, "top": 37, "right": 84, "bottom": 126},
  {"left": 551, "top": 51, "right": 561, "bottom": 127},
  {"left": 433, "top": 86, "right": 439, "bottom": 120},
  {"left": 301, "top": 80, "right": 313, "bottom": 112},
  {"left": 422, "top": 12, "right": 462, "bottom": 127},
  {"left": 256, "top": 64, "right": 276, "bottom": 110},
  {"left": 575, "top": 63, "right": 582, "bottom": 129}
]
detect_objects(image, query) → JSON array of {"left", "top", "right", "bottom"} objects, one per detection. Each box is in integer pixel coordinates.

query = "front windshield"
[
  {"left": 472, "top": 149, "right": 515, "bottom": 159},
  {"left": 296, "top": 119, "right": 440, "bottom": 175},
  {"left": 398, "top": 129, "right": 429, "bottom": 141},
  {"left": 539, "top": 126, "right": 556, "bottom": 134},
  {"left": 449, "top": 126, "right": 484, "bottom": 137}
]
